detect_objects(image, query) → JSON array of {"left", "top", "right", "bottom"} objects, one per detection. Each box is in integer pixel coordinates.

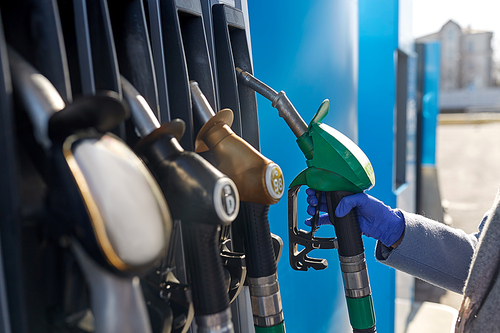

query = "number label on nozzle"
[
  {"left": 266, "top": 163, "right": 284, "bottom": 200},
  {"left": 214, "top": 178, "right": 240, "bottom": 224},
  {"left": 223, "top": 185, "right": 236, "bottom": 215}
]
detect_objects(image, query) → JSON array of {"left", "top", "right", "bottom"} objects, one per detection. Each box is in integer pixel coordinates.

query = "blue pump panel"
[
  {"left": 248, "top": 0, "right": 396, "bottom": 331},
  {"left": 358, "top": 0, "right": 417, "bottom": 331},
  {"left": 421, "top": 42, "right": 441, "bottom": 166}
]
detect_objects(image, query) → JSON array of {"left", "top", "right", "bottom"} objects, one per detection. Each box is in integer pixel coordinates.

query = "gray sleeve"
[{"left": 374, "top": 211, "right": 483, "bottom": 294}]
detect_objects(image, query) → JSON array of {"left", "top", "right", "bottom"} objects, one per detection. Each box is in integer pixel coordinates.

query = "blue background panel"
[
  {"left": 248, "top": 0, "right": 396, "bottom": 331},
  {"left": 358, "top": 1, "right": 400, "bottom": 332}
]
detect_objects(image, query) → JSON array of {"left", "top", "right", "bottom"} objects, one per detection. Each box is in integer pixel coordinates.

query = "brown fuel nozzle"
[{"left": 191, "top": 82, "right": 284, "bottom": 205}]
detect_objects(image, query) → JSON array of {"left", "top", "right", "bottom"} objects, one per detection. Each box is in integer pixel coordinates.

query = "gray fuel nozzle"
[{"left": 9, "top": 49, "right": 172, "bottom": 333}]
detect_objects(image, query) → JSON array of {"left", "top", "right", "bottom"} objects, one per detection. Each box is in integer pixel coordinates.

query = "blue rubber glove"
[
  {"left": 305, "top": 188, "right": 405, "bottom": 247},
  {"left": 305, "top": 188, "right": 330, "bottom": 226}
]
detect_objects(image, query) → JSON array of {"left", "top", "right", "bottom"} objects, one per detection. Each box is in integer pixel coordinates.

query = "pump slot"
[
  {"left": 0, "top": 17, "right": 24, "bottom": 332},
  {"left": 59, "top": 0, "right": 121, "bottom": 97},
  {"left": 143, "top": 0, "right": 171, "bottom": 122},
  {"left": 108, "top": 0, "right": 159, "bottom": 119},
  {"left": 156, "top": 0, "right": 215, "bottom": 150},
  {"left": 1, "top": 0, "right": 72, "bottom": 102},
  {"left": 212, "top": 4, "right": 259, "bottom": 150}
]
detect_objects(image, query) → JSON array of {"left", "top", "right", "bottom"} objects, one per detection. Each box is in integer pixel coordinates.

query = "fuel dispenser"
[
  {"left": 8, "top": 48, "right": 172, "bottom": 333},
  {"left": 237, "top": 69, "right": 377, "bottom": 333},
  {"left": 0, "top": 1, "right": 382, "bottom": 332}
]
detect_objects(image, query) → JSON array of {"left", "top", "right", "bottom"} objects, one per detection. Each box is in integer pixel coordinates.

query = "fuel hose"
[{"left": 326, "top": 191, "right": 376, "bottom": 332}]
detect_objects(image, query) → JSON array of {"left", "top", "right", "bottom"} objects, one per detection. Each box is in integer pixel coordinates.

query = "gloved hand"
[{"left": 305, "top": 188, "right": 405, "bottom": 247}]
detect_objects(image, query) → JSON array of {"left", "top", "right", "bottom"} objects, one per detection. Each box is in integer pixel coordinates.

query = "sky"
[{"left": 413, "top": 0, "right": 500, "bottom": 58}]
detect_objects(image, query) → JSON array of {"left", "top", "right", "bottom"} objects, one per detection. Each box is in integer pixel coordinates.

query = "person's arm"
[
  {"left": 307, "top": 190, "right": 486, "bottom": 294},
  {"left": 376, "top": 211, "right": 482, "bottom": 294}
]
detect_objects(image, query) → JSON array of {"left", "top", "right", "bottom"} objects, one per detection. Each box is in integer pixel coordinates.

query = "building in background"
[{"left": 416, "top": 20, "right": 494, "bottom": 91}]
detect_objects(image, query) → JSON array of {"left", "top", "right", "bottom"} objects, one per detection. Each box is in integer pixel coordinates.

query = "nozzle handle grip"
[
  {"left": 183, "top": 223, "right": 230, "bottom": 315},
  {"left": 325, "top": 191, "right": 364, "bottom": 257},
  {"left": 235, "top": 202, "right": 276, "bottom": 278}
]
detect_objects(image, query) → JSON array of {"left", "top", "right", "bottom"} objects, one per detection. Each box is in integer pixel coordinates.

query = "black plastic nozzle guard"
[{"left": 288, "top": 185, "right": 338, "bottom": 271}]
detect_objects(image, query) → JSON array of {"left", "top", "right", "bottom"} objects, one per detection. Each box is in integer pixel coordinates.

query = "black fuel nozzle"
[{"left": 123, "top": 77, "right": 240, "bottom": 331}]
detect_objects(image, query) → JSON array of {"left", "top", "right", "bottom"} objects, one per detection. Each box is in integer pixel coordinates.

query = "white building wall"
[
  {"left": 460, "top": 32, "right": 493, "bottom": 89},
  {"left": 440, "top": 87, "right": 500, "bottom": 110},
  {"left": 417, "top": 20, "right": 494, "bottom": 96},
  {"left": 439, "top": 22, "right": 462, "bottom": 90}
]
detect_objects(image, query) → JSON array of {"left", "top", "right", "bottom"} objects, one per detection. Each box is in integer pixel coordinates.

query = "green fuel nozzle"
[
  {"left": 236, "top": 68, "right": 374, "bottom": 193},
  {"left": 237, "top": 69, "right": 377, "bottom": 333}
]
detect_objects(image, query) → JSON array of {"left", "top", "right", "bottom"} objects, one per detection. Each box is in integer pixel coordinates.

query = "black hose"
[{"left": 326, "top": 191, "right": 364, "bottom": 257}]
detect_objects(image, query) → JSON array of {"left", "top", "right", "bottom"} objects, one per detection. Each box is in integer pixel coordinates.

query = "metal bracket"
[
  {"left": 220, "top": 239, "right": 246, "bottom": 304},
  {"left": 288, "top": 185, "right": 337, "bottom": 271}
]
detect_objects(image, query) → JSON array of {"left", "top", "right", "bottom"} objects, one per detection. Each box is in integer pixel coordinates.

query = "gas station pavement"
[{"left": 404, "top": 113, "right": 500, "bottom": 332}]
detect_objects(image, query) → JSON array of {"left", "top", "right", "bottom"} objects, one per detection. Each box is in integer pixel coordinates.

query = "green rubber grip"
[
  {"left": 346, "top": 295, "right": 376, "bottom": 330},
  {"left": 254, "top": 321, "right": 286, "bottom": 333}
]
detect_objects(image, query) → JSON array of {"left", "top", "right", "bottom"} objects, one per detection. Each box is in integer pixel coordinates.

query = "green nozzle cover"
[
  {"left": 290, "top": 100, "right": 375, "bottom": 192},
  {"left": 346, "top": 295, "right": 376, "bottom": 330}
]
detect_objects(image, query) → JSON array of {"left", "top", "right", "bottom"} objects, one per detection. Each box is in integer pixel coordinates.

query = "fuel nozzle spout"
[
  {"left": 121, "top": 76, "right": 161, "bottom": 138},
  {"left": 190, "top": 81, "right": 284, "bottom": 205},
  {"left": 235, "top": 68, "right": 307, "bottom": 138}
]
